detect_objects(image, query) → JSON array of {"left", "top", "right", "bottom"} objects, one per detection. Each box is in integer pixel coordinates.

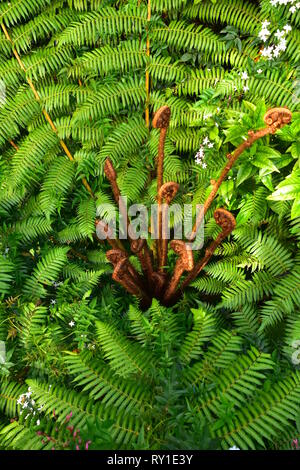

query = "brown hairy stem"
[
  {"left": 106, "top": 249, "right": 146, "bottom": 293},
  {"left": 152, "top": 106, "right": 171, "bottom": 266},
  {"left": 104, "top": 157, "right": 131, "bottom": 241},
  {"left": 181, "top": 209, "right": 236, "bottom": 291},
  {"left": 9, "top": 140, "right": 19, "bottom": 150},
  {"left": 163, "top": 240, "right": 194, "bottom": 304},
  {"left": 131, "top": 239, "right": 154, "bottom": 287},
  {"left": 151, "top": 272, "right": 167, "bottom": 299},
  {"left": 111, "top": 257, "right": 151, "bottom": 304},
  {"left": 189, "top": 107, "right": 292, "bottom": 240},
  {"left": 95, "top": 219, "right": 125, "bottom": 251},
  {"left": 158, "top": 182, "right": 179, "bottom": 273}
]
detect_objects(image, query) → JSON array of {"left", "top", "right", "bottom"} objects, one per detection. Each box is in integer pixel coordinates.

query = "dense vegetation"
[{"left": 0, "top": 0, "right": 299, "bottom": 450}]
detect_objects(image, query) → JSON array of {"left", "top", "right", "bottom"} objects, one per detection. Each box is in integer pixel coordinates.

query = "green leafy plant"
[{"left": 0, "top": 0, "right": 299, "bottom": 451}]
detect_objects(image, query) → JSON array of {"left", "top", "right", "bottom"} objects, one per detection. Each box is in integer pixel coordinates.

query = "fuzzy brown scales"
[
  {"left": 104, "top": 157, "right": 117, "bottom": 182},
  {"left": 151, "top": 272, "right": 167, "bottom": 299},
  {"left": 170, "top": 240, "right": 194, "bottom": 271},
  {"left": 181, "top": 209, "right": 236, "bottom": 293},
  {"left": 95, "top": 219, "right": 121, "bottom": 250},
  {"left": 153, "top": 106, "right": 171, "bottom": 268},
  {"left": 159, "top": 181, "right": 179, "bottom": 205},
  {"left": 214, "top": 208, "right": 236, "bottom": 237},
  {"left": 152, "top": 106, "right": 171, "bottom": 129},
  {"left": 111, "top": 257, "right": 150, "bottom": 305},
  {"left": 97, "top": 105, "right": 292, "bottom": 308},
  {"left": 159, "top": 182, "right": 180, "bottom": 273},
  {"left": 106, "top": 248, "right": 145, "bottom": 291},
  {"left": 264, "top": 107, "right": 292, "bottom": 129},
  {"left": 131, "top": 238, "right": 154, "bottom": 286},
  {"left": 106, "top": 249, "right": 127, "bottom": 266},
  {"left": 104, "top": 157, "right": 133, "bottom": 245},
  {"left": 163, "top": 241, "right": 194, "bottom": 304},
  {"left": 112, "top": 259, "right": 139, "bottom": 295}
]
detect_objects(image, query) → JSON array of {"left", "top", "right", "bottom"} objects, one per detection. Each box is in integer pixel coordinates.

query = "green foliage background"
[{"left": 0, "top": 0, "right": 299, "bottom": 450}]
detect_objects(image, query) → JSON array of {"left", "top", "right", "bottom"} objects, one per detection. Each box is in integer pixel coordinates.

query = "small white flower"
[
  {"left": 202, "top": 163, "right": 207, "bottom": 169},
  {"left": 278, "top": 38, "right": 287, "bottom": 51},
  {"left": 36, "top": 419, "right": 40, "bottom": 426},
  {"left": 261, "top": 46, "right": 274, "bottom": 59},
  {"left": 50, "top": 299, "right": 56, "bottom": 305},
  {"left": 69, "top": 320, "right": 75, "bottom": 327},
  {"left": 241, "top": 71, "right": 249, "bottom": 80},
  {"left": 207, "top": 142, "right": 214, "bottom": 148},
  {"left": 257, "top": 68, "right": 263, "bottom": 74},
  {"left": 273, "top": 46, "right": 281, "bottom": 57},
  {"left": 275, "top": 29, "right": 285, "bottom": 39},
  {"left": 202, "top": 137, "right": 210, "bottom": 145},
  {"left": 290, "top": 5, "right": 296, "bottom": 12},
  {"left": 258, "top": 30, "right": 269, "bottom": 42},
  {"left": 283, "top": 24, "right": 292, "bottom": 32},
  {"left": 229, "top": 445, "right": 240, "bottom": 450},
  {"left": 243, "top": 85, "right": 249, "bottom": 92},
  {"left": 262, "top": 20, "right": 270, "bottom": 28}
]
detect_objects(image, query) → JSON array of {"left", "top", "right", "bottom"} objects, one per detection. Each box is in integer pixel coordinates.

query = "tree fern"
[{"left": 0, "top": 0, "right": 299, "bottom": 452}]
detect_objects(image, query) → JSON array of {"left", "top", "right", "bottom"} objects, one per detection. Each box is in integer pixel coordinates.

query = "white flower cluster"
[
  {"left": 259, "top": 20, "right": 292, "bottom": 59},
  {"left": 17, "top": 387, "right": 43, "bottom": 420},
  {"left": 195, "top": 137, "right": 214, "bottom": 168},
  {"left": 270, "top": 0, "right": 300, "bottom": 13}
]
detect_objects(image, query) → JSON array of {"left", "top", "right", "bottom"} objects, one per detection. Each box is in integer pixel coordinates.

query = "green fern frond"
[
  {"left": 0, "top": 259, "right": 15, "bottom": 294},
  {"left": 214, "top": 371, "right": 300, "bottom": 449},
  {"left": 179, "top": 308, "right": 216, "bottom": 365},
  {"left": 69, "top": 40, "right": 147, "bottom": 79},
  {"left": 23, "top": 246, "right": 70, "bottom": 299},
  {"left": 96, "top": 320, "right": 156, "bottom": 378},
  {"left": 72, "top": 77, "right": 146, "bottom": 123},
  {"left": 57, "top": 6, "right": 148, "bottom": 46},
  {"left": 184, "top": 0, "right": 263, "bottom": 34},
  {"left": 65, "top": 350, "right": 152, "bottom": 413},
  {"left": 197, "top": 347, "right": 274, "bottom": 420},
  {"left": 97, "top": 116, "right": 148, "bottom": 168}
]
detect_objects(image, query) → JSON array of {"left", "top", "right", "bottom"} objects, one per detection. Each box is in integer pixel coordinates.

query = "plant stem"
[{"left": 189, "top": 122, "right": 287, "bottom": 240}]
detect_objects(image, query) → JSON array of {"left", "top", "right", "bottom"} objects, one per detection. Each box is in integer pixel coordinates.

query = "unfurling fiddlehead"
[
  {"left": 98, "top": 106, "right": 291, "bottom": 307},
  {"left": 152, "top": 106, "right": 171, "bottom": 268}
]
